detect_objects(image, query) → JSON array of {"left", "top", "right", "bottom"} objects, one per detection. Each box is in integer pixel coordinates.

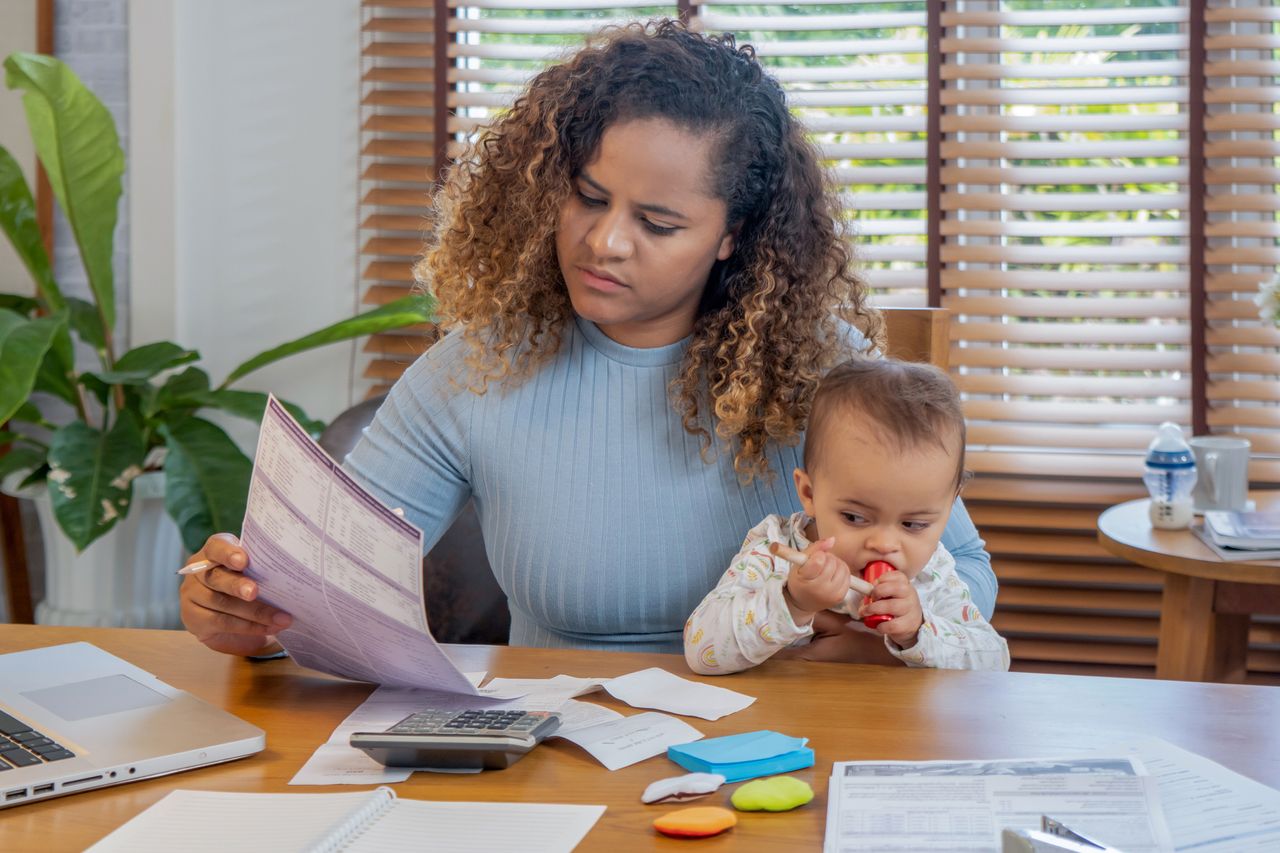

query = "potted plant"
[{"left": 0, "top": 53, "right": 431, "bottom": 626}]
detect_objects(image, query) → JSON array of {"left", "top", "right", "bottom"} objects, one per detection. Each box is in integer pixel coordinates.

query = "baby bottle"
[{"left": 1144, "top": 422, "right": 1197, "bottom": 530}]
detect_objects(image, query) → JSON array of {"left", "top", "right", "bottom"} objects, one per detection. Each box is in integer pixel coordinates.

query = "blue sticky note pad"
[{"left": 667, "top": 731, "right": 814, "bottom": 783}]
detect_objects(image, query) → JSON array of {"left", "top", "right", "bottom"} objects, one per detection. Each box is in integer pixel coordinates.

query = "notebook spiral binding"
[{"left": 314, "top": 786, "right": 397, "bottom": 853}]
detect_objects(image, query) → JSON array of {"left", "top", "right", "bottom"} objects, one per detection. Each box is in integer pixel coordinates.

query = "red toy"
[{"left": 861, "top": 561, "right": 895, "bottom": 628}]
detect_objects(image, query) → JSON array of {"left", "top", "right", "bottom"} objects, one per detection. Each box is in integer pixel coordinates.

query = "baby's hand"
[
  {"left": 859, "top": 570, "right": 923, "bottom": 648},
  {"left": 783, "top": 538, "right": 851, "bottom": 622}
]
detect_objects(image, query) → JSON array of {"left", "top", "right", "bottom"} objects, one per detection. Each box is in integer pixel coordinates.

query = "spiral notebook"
[{"left": 85, "top": 786, "right": 605, "bottom": 853}]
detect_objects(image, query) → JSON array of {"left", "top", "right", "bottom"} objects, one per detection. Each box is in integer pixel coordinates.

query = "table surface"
[
  {"left": 1098, "top": 497, "right": 1280, "bottom": 584},
  {"left": 3, "top": 625, "right": 1280, "bottom": 852}
]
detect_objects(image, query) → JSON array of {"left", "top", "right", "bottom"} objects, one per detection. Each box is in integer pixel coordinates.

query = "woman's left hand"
[{"left": 774, "top": 610, "right": 899, "bottom": 665}]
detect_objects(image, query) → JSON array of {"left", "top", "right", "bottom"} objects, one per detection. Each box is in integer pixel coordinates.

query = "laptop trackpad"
[{"left": 22, "top": 674, "right": 170, "bottom": 722}]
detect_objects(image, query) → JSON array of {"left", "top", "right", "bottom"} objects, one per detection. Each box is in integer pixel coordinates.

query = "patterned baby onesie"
[{"left": 684, "top": 512, "right": 1010, "bottom": 675}]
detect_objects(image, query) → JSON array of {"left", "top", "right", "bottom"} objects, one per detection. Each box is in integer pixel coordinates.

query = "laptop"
[{"left": 0, "top": 642, "right": 265, "bottom": 808}]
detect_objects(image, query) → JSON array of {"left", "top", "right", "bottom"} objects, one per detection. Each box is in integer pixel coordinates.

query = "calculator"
[{"left": 350, "top": 709, "right": 562, "bottom": 771}]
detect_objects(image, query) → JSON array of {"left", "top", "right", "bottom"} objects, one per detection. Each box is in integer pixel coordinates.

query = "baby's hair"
[{"left": 803, "top": 357, "right": 968, "bottom": 492}]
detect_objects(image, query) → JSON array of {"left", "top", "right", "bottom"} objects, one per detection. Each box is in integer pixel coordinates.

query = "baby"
[{"left": 684, "top": 357, "right": 1009, "bottom": 674}]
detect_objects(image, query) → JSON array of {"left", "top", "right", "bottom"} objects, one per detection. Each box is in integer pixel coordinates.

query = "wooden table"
[
  {"left": 1098, "top": 497, "right": 1280, "bottom": 683},
  {"left": 3, "top": 625, "right": 1280, "bottom": 852}
]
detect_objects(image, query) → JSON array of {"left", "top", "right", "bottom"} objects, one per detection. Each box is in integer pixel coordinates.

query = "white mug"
[{"left": 1189, "top": 436, "right": 1250, "bottom": 513}]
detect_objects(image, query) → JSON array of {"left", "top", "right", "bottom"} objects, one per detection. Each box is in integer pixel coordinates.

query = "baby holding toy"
[{"left": 684, "top": 357, "right": 1010, "bottom": 674}]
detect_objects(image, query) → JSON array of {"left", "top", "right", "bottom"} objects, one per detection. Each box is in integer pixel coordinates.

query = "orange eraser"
[{"left": 653, "top": 806, "right": 738, "bottom": 838}]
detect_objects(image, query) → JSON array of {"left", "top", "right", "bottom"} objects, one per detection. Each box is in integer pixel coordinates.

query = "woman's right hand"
[{"left": 179, "top": 533, "right": 293, "bottom": 657}]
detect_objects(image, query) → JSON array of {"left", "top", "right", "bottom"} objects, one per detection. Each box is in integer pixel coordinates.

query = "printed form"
[
  {"left": 824, "top": 756, "right": 1173, "bottom": 853},
  {"left": 240, "top": 396, "right": 477, "bottom": 694}
]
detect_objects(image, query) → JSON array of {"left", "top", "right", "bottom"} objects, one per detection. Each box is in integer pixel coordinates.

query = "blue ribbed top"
[{"left": 345, "top": 317, "right": 996, "bottom": 653}]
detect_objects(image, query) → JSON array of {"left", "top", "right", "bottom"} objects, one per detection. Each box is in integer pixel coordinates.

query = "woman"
[{"left": 180, "top": 20, "right": 996, "bottom": 658}]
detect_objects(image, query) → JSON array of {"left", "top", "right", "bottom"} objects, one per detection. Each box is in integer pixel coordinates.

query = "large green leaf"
[
  {"left": 192, "top": 390, "right": 323, "bottom": 435},
  {"left": 0, "top": 293, "right": 39, "bottom": 315},
  {"left": 46, "top": 412, "right": 146, "bottom": 551},
  {"left": 87, "top": 341, "right": 198, "bottom": 385},
  {"left": 149, "top": 366, "right": 210, "bottom": 417},
  {"left": 0, "top": 308, "right": 66, "bottom": 424},
  {"left": 0, "top": 445, "right": 46, "bottom": 485},
  {"left": 220, "top": 294, "right": 435, "bottom": 387},
  {"left": 4, "top": 53, "right": 123, "bottom": 331},
  {"left": 67, "top": 296, "right": 105, "bottom": 353},
  {"left": 0, "top": 144, "right": 63, "bottom": 313},
  {"left": 159, "top": 418, "right": 252, "bottom": 552},
  {"left": 8, "top": 401, "right": 47, "bottom": 426},
  {"left": 0, "top": 430, "right": 44, "bottom": 451},
  {"left": 34, "top": 349, "right": 77, "bottom": 406}
]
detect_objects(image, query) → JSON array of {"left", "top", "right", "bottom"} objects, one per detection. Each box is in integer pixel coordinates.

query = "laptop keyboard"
[{"left": 0, "top": 711, "right": 75, "bottom": 769}]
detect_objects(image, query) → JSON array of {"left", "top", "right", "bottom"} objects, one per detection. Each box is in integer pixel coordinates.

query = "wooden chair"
[{"left": 878, "top": 306, "right": 951, "bottom": 369}]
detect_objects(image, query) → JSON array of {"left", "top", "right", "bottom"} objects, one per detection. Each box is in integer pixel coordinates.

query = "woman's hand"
[
  {"left": 775, "top": 610, "right": 900, "bottom": 665},
  {"left": 859, "top": 570, "right": 923, "bottom": 648},
  {"left": 179, "top": 533, "right": 293, "bottom": 657},
  {"left": 783, "top": 537, "right": 851, "bottom": 623}
]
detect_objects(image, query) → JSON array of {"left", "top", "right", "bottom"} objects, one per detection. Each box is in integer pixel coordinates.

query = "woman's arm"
[
  {"left": 938, "top": 497, "right": 997, "bottom": 620},
  {"left": 180, "top": 335, "right": 476, "bottom": 658},
  {"left": 343, "top": 333, "right": 476, "bottom": 553}
]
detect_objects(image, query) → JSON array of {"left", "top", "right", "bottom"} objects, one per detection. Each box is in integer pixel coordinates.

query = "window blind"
[
  {"left": 1204, "top": 2, "right": 1280, "bottom": 483},
  {"left": 360, "top": 0, "right": 1280, "bottom": 680},
  {"left": 360, "top": 0, "right": 441, "bottom": 397},
  {"left": 688, "top": 1, "right": 932, "bottom": 305},
  {"left": 938, "top": 3, "right": 1191, "bottom": 482}
]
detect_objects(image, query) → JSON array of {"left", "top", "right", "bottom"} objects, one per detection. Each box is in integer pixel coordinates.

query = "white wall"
[{"left": 130, "top": 0, "right": 362, "bottom": 433}]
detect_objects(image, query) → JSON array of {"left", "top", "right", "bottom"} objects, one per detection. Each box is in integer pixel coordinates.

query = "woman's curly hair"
[{"left": 417, "top": 18, "right": 883, "bottom": 480}]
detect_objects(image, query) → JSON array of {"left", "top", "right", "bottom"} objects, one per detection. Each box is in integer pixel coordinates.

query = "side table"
[{"left": 1097, "top": 497, "right": 1280, "bottom": 682}]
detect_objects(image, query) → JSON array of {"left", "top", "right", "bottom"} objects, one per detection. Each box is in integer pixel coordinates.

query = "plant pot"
[{"left": 4, "top": 472, "right": 185, "bottom": 628}]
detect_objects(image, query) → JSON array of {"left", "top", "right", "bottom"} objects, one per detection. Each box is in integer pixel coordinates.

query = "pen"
[
  {"left": 175, "top": 559, "right": 217, "bottom": 576},
  {"left": 768, "top": 542, "right": 876, "bottom": 597}
]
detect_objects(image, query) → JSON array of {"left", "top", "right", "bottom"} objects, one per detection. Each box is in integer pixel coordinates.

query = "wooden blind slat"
[{"left": 376, "top": 1, "right": 1280, "bottom": 681}]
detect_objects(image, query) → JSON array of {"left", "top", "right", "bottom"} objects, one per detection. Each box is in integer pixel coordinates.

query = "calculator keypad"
[{"left": 389, "top": 710, "right": 555, "bottom": 736}]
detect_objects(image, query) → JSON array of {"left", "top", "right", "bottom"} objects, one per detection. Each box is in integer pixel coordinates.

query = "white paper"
[
  {"left": 85, "top": 787, "right": 605, "bottom": 853},
  {"left": 240, "top": 397, "right": 477, "bottom": 693},
  {"left": 292, "top": 685, "right": 530, "bottom": 785},
  {"left": 481, "top": 674, "right": 611, "bottom": 700},
  {"left": 552, "top": 699, "right": 625, "bottom": 736},
  {"left": 554, "top": 711, "right": 703, "bottom": 771},
  {"left": 291, "top": 686, "right": 442, "bottom": 785},
  {"left": 345, "top": 800, "right": 606, "bottom": 853},
  {"left": 86, "top": 788, "right": 390, "bottom": 852},
  {"left": 293, "top": 682, "right": 611, "bottom": 784},
  {"left": 824, "top": 757, "right": 1173, "bottom": 853},
  {"left": 603, "top": 667, "right": 754, "bottom": 720},
  {"left": 1101, "top": 737, "right": 1280, "bottom": 852}
]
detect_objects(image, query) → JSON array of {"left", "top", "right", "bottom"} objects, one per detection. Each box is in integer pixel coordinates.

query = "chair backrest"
[
  {"left": 879, "top": 306, "right": 951, "bottom": 369},
  {"left": 318, "top": 397, "right": 510, "bottom": 645}
]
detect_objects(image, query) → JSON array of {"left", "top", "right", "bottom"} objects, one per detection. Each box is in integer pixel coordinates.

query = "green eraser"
[{"left": 730, "top": 775, "right": 814, "bottom": 812}]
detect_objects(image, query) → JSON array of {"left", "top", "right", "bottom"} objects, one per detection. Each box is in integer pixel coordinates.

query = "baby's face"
[{"left": 794, "top": 415, "right": 959, "bottom": 580}]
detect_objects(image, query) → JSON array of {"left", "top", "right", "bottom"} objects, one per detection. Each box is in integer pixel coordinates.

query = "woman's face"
[{"left": 556, "top": 118, "right": 736, "bottom": 348}]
